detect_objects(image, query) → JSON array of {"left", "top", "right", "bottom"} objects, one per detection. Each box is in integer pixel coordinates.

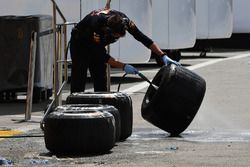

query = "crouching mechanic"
[{"left": 70, "top": 8, "right": 179, "bottom": 93}]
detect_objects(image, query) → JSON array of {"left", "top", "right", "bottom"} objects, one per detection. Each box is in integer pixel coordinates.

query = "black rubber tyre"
[
  {"left": 44, "top": 104, "right": 120, "bottom": 141},
  {"left": 71, "top": 104, "right": 121, "bottom": 142},
  {"left": 141, "top": 64, "right": 206, "bottom": 135},
  {"left": 66, "top": 92, "right": 133, "bottom": 141},
  {"left": 44, "top": 104, "right": 116, "bottom": 155}
]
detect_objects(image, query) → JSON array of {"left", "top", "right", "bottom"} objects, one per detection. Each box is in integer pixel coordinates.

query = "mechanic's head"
[{"left": 107, "top": 15, "right": 128, "bottom": 37}]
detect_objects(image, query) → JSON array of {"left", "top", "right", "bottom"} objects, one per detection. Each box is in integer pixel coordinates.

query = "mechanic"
[{"left": 70, "top": 8, "right": 179, "bottom": 93}]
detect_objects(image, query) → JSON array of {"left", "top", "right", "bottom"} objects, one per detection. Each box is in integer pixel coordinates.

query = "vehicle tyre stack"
[
  {"left": 44, "top": 104, "right": 116, "bottom": 155},
  {"left": 66, "top": 92, "right": 133, "bottom": 141},
  {"left": 75, "top": 104, "right": 121, "bottom": 142},
  {"left": 141, "top": 64, "right": 206, "bottom": 135}
]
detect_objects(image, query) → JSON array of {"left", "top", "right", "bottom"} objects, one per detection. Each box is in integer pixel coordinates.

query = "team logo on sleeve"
[
  {"left": 128, "top": 20, "right": 136, "bottom": 29},
  {"left": 91, "top": 9, "right": 110, "bottom": 16}
]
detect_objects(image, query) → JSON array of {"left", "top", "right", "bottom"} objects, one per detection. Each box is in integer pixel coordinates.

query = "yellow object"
[{"left": 0, "top": 130, "right": 22, "bottom": 141}]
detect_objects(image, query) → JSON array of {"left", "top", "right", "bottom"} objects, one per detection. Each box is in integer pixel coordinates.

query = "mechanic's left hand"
[{"left": 162, "top": 54, "right": 181, "bottom": 66}]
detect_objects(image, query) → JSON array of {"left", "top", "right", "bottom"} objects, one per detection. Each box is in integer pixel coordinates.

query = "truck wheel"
[
  {"left": 200, "top": 51, "right": 207, "bottom": 57},
  {"left": 141, "top": 64, "right": 206, "bottom": 135},
  {"left": 44, "top": 104, "right": 116, "bottom": 155},
  {"left": 168, "top": 50, "right": 181, "bottom": 62},
  {"left": 66, "top": 92, "right": 133, "bottom": 141}
]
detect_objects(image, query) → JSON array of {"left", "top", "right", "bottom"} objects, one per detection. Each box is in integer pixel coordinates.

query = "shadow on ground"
[{"left": 0, "top": 99, "right": 51, "bottom": 116}]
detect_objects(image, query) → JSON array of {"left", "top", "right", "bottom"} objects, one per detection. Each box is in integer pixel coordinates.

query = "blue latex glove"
[
  {"left": 162, "top": 54, "right": 181, "bottom": 66},
  {"left": 124, "top": 64, "right": 139, "bottom": 74}
]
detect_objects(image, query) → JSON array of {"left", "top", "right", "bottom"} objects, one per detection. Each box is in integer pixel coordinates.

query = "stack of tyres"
[
  {"left": 141, "top": 64, "right": 206, "bottom": 135},
  {"left": 74, "top": 104, "right": 121, "bottom": 142},
  {"left": 44, "top": 104, "right": 117, "bottom": 155},
  {"left": 66, "top": 92, "right": 133, "bottom": 141}
]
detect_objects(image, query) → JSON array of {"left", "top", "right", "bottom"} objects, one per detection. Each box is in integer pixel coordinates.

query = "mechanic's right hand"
[{"left": 124, "top": 64, "right": 139, "bottom": 74}]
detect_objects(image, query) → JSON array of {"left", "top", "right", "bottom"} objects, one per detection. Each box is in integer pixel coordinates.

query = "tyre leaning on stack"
[
  {"left": 66, "top": 92, "right": 133, "bottom": 141},
  {"left": 141, "top": 64, "right": 206, "bottom": 136},
  {"left": 44, "top": 104, "right": 116, "bottom": 155}
]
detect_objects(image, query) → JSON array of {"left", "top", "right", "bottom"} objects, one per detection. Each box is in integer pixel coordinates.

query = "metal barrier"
[
  {"left": 25, "top": 0, "right": 74, "bottom": 121},
  {"left": 25, "top": 32, "right": 37, "bottom": 120},
  {"left": 25, "top": 0, "right": 114, "bottom": 120}
]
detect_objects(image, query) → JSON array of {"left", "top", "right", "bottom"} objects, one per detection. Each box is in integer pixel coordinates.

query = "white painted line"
[
  {"left": 136, "top": 151, "right": 171, "bottom": 154},
  {"left": 122, "top": 53, "right": 250, "bottom": 94},
  {"left": 66, "top": 53, "right": 250, "bottom": 94},
  {"left": 229, "top": 53, "right": 250, "bottom": 60},
  {"left": 188, "top": 53, "right": 250, "bottom": 71},
  {"left": 121, "top": 82, "right": 149, "bottom": 94},
  {"left": 187, "top": 58, "right": 225, "bottom": 71}
]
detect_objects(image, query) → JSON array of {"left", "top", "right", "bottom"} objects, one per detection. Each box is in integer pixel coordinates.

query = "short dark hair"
[{"left": 107, "top": 15, "right": 127, "bottom": 36}]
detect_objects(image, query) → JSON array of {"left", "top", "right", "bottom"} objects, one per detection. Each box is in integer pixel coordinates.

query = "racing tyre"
[
  {"left": 66, "top": 92, "right": 133, "bottom": 141},
  {"left": 44, "top": 104, "right": 116, "bottom": 155},
  {"left": 72, "top": 104, "right": 121, "bottom": 142},
  {"left": 141, "top": 64, "right": 206, "bottom": 135}
]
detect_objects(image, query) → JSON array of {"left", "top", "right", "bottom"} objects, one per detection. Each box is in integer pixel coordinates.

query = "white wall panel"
[
  {"left": 110, "top": 0, "right": 152, "bottom": 63},
  {"left": 196, "top": 0, "right": 233, "bottom": 39},
  {"left": 152, "top": 0, "right": 196, "bottom": 49},
  {"left": 233, "top": 0, "right": 250, "bottom": 33}
]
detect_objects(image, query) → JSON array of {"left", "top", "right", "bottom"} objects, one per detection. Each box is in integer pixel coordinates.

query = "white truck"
[
  {"left": 188, "top": 0, "right": 250, "bottom": 56},
  {"left": 78, "top": 0, "right": 196, "bottom": 63},
  {"left": 0, "top": 0, "right": 237, "bottom": 62}
]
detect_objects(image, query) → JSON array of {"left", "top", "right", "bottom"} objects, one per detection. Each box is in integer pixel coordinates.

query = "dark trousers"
[{"left": 70, "top": 39, "right": 107, "bottom": 93}]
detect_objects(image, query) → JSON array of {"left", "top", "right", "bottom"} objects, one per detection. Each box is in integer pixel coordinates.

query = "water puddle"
[{"left": 129, "top": 129, "right": 250, "bottom": 142}]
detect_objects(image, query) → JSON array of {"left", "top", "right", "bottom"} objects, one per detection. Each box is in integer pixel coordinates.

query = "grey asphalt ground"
[{"left": 0, "top": 50, "right": 250, "bottom": 166}]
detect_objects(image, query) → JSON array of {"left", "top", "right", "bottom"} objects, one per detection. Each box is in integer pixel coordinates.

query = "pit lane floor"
[{"left": 0, "top": 51, "right": 250, "bottom": 166}]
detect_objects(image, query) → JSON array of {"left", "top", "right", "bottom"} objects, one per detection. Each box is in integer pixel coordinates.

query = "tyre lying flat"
[
  {"left": 66, "top": 92, "right": 133, "bottom": 141},
  {"left": 44, "top": 104, "right": 116, "bottom": 155},
  {"left": 141, "top": 64, "right": 206, "bottom": 135}
]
